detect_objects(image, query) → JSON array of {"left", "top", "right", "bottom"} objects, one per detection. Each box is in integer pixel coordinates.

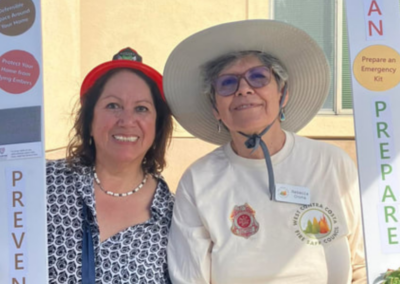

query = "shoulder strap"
[{"left": 82, "top": 201, "right": 96, "bottom": 283}]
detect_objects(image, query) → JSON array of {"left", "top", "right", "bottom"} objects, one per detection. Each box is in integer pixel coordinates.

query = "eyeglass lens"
[{"left": 213, "top": 66, "right": 272, "bottom": 96}]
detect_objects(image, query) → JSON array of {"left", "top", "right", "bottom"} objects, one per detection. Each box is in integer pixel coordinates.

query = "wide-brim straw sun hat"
[{"left": 163, "top": 20, "right": 330, "bottom": 145}]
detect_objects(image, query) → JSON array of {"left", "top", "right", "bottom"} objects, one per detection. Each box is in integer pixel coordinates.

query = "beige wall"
[
  {"left": 42, "top": 0, "right": 81, "bottom": 150},
  {"left": 42, "top": 0, "right": 357, "bottom": 191}
]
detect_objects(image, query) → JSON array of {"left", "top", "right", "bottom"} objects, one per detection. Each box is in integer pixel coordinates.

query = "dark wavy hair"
[{"left": 66, "top": 68, "right": 173, "bottom": 174}]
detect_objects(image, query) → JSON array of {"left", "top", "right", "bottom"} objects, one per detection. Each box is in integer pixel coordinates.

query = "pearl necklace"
[{"left": 93, "top": 167, "right": 148, "bottom": 197}]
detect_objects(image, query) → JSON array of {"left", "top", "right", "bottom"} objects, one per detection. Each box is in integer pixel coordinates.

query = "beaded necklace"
[{"left": 93, "top": 167, "right": 148, "bottom": 197}]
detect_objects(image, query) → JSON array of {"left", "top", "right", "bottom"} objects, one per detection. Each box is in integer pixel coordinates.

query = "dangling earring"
[
  {"left": 280, "top": 108, "right": 286, "bottom": 122},
  {"left": 217, "top": 120, "right": 222, "bottom": 133},
  {"left": 142, "top": 157, "right": 147, "bottom": 165},
  {"left": 89, "top": 136, "right": 93, "bottom": 145}
]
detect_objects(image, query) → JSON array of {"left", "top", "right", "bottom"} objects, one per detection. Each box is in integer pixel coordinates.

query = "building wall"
[{"left": 41, "top": 0, "right": 357, "bottom": 192}]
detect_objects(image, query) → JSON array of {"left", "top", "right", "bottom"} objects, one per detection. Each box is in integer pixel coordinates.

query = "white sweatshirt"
[{"left": 168, "top": 131, "right": 366, "bottom": 284}]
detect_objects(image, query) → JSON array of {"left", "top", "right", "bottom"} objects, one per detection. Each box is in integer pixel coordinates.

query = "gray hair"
[{"left": 201, "top": 51, "right": 289, "bottom": 107}]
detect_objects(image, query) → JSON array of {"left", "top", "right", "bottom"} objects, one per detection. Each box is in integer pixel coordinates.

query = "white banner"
[
  {"left": 345, "top": 0, "right": 400, "bottom": 282},
  {"left": 0, "top": 0, "right": 48, "bottom": 283}
]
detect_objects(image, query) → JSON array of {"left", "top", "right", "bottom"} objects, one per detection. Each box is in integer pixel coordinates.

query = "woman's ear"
[
  {"left": 212, "top": 107, "right": 220, "bottom": 121},
  {"left": 280, "top": 86, "right": 290, "bottom": 108},
  {"left": 211, "top": 97, "right": 221, "bottom": 120}
]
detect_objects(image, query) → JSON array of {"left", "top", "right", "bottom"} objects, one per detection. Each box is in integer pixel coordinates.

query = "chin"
[
  {"left": 111, "top": 153, "right": 142, "bottom": 164},
  {"left": 232, "top": 121, "right": 272, "bottom": 133}
]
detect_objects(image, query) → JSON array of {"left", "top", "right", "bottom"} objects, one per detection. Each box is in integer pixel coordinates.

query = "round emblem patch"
[
  {"left": 230, "top": 203, "right": 259, "bottom": 238},
  {"left": 293, "top": 203, "right": 340, "bottom": 245}
]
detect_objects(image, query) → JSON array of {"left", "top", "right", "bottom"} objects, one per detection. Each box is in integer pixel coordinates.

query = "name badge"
[{"left": 275, "top": 184, "right": 310, "bottom": 205}]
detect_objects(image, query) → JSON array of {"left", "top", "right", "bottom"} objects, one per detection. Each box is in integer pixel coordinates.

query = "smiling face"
[
  {"left": 213, "top": 55, "right": 288, "bottom": 135},
  {"left": 91, "top": 70, "right": 156, "bottom": 166}
]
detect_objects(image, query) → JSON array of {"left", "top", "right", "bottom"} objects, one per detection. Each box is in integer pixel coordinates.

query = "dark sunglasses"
[{"left": 213, "top": 66, "right": 272, "bottom": 97}]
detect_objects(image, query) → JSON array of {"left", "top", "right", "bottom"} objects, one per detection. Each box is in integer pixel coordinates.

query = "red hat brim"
[{"left": 80, "top": 60, "right": 164, "bottom": 101}]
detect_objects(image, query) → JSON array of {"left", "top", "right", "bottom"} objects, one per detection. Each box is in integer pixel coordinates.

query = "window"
[{"left": 271, "top": 0, "right": 352, "bottom": 114}]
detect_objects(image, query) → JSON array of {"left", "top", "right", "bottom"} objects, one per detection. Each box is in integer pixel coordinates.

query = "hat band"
[{"left": 238, "top": 84, "right": 288, "bottom": 200}]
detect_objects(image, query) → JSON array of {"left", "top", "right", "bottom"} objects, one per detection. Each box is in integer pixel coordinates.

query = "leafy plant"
[{"left": 382, "top": 268, "right": 400, "bottom": 284}]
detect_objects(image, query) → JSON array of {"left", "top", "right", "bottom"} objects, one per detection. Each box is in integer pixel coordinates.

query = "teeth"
[
  {"left": 236, "top": 104, "right": 252, "bottom": 110},
  {"left": 113, "top": 135, "right": 138, "bottom": 142}
]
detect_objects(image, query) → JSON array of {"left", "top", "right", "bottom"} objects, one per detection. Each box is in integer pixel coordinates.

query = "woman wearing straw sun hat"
[{"left": 164, "top": 20, "right": 366, "bottom": 283}]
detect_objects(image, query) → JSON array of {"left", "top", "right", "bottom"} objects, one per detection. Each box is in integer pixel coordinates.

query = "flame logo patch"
[{"left": 302, "top": 214, "right": 331, "bottom": 238}]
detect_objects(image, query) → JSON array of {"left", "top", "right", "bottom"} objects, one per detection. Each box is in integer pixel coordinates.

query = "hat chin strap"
[{"left": 238, "top": 84, "right": 288, "bottom": 201}]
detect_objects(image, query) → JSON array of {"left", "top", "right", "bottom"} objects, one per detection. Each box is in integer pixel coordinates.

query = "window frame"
[{"left": 269, "top": 0, "right": 353, "bottom": 115}]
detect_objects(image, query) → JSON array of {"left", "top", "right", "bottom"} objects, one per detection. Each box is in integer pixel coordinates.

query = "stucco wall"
[{"left": 42, "top": 0, "right": 81, "bottom": 150}]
